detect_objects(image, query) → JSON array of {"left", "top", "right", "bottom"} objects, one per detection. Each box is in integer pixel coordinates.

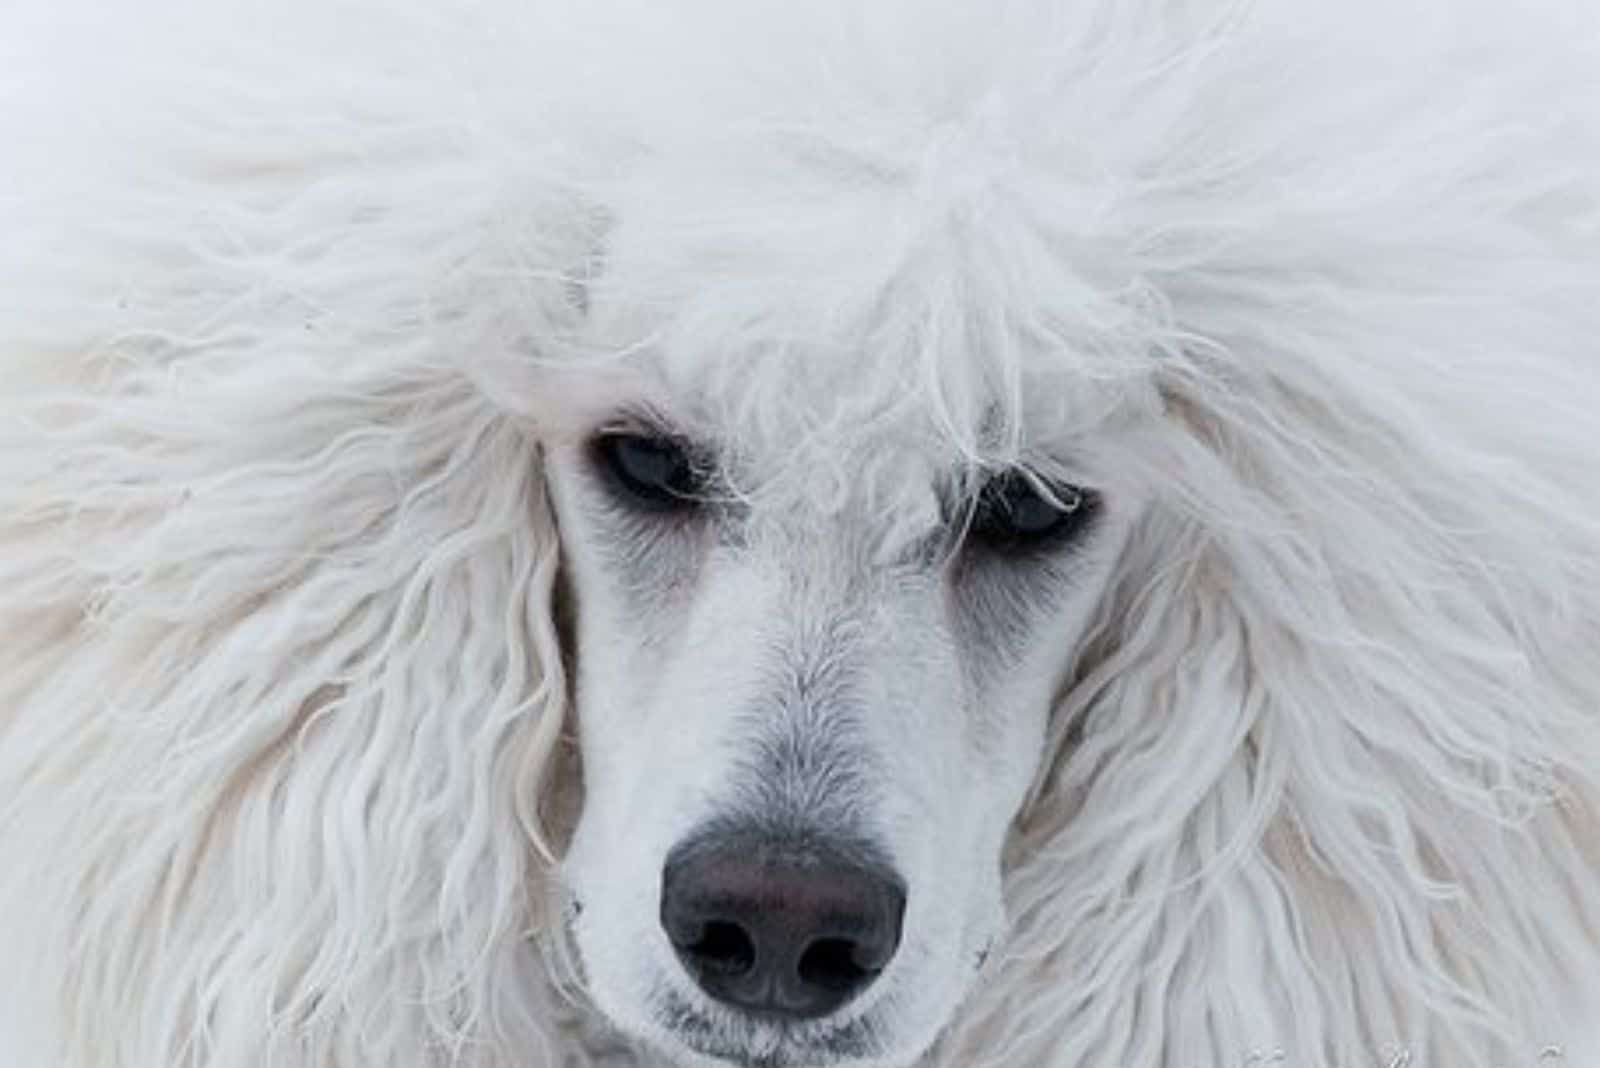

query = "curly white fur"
[{"left": 2, "top": 0, "right": 1599, "bottom": 1066}]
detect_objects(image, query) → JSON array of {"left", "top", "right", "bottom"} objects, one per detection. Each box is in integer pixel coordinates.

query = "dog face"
[{"left": 544, "top": 373, "right": 1143, "bottom": 1067}]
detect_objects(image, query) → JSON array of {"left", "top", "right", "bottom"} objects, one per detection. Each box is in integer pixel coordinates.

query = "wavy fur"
[{"left": 2, "top": 1, "right": 1599, "bottom": 1066}]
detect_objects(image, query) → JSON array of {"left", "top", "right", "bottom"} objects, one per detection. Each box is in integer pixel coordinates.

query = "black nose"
[{"left": 660, "top": 834, "right": 907, "bottom": 1020}]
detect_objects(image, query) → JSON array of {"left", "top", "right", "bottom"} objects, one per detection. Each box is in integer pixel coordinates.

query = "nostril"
[
  {"left": 796, "top": 937, "right": 875, "bottom": 993},
  {"left": 688, "top": 921, "right": 756, "bottom": 976},
  {"left": 661, "top": 832, "right": 906, "bottom": 1020}
]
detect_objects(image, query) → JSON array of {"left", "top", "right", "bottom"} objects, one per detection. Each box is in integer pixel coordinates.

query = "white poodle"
[{"left": 2, "top": 1, "right": 1598, "bottom": 1067}]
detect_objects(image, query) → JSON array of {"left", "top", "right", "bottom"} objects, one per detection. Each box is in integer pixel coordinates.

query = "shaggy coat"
[{"left": 2, "top": 1, "right": 1599, "bottom": 1066}]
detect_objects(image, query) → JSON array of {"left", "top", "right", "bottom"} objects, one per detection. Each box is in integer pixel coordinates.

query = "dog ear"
[
  {"left": 984, "top": 354, "right": 1600, "bottom": 1066},
  {"left": 0, "top": 333, "right": 582, "bottom": 1056},
  {"left": 0, "top": 176, "right": 596, "bottom": 1067}
]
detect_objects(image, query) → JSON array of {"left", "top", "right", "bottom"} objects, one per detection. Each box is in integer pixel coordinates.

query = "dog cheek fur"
[
  {"left": 0, "top": 359, "right": 583, "bottom": 1062},
  {"left": 0, "top": 79, "right": 593, "bottom": 1057},
  {"left": 945, "top": 380, "right": 1600, "bottom": 1062}
]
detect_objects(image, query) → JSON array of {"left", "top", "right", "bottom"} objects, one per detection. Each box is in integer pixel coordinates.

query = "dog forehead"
[
  {"left": 658, "top": 356, "right": 958, "bottom": 541},
  {"left": 541, "top": 315, "right": 1148, "bottom": 547},
  {"left": 562, "top": 135, "right": 1164, "bottom": 485}
]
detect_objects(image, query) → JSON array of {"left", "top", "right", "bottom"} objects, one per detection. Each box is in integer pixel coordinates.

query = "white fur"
[{"left": 2, "top": 1, "right": 1599, "bottom": 1066}]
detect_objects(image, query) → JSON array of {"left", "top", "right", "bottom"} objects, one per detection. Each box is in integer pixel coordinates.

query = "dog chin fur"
[{"left": 3, "top": 1, "right": 1600, "bottom": 1066}]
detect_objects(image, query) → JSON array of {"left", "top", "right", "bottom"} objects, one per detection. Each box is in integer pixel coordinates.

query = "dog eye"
[
  {"left": 592, "top": 432, "right": 705, "bottom": 511},
  {"left": 968, "top": 470, "right": 1096, "bottom": 552}
]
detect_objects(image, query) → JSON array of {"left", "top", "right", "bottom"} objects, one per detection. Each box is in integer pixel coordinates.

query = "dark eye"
[
  {"left": 592, "top": 432, "right": 705, "bottom": 512},
  {"left": 968, "top": 470, "right": 1097, "bottom": 552}
]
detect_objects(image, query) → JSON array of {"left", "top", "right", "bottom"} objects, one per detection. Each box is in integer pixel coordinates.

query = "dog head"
[
  {"left": 520, "top": 134, "right": 1169, "bottom": 1062},
  {"left": 544, "top": 386, "right": 1148, "bottom": 1067}
]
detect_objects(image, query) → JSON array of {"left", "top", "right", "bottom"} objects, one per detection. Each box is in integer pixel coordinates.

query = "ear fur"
[
  {"left": 953, "top": 11, "right": 1600, "bottom": 1060},
  {"left": 0, "top": 346, "right": 585, "bottom": 1066},
  {"left": 0, "top": 59, "right": 593, "bottom": 1066},
  {"left": 965, "top": 195, "right": 1600, "bottom": 1068}
]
